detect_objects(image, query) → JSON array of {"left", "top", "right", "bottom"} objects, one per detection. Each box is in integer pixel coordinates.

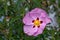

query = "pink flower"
[{"left": 23, "top": 8, "right": 51, "bottom": 36}]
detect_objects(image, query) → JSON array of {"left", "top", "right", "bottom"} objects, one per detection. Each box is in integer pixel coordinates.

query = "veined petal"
[
  {"left": 23, "top": 13, "right": 33, "bottom": 25},
  {"left": 33, "top": 23, "right": 46, "bottom": 36},
  {"left": 23, "top": 25, "right": 38, "bottom": 36},
  {"left": 29, "top": 8, "right": 48, "bottom": 19},
  {"left": 40, "top": 17, "right": 51, "bottom": 24},
  {"left": 29, "top": 8, "right": 41, "bottom": 19},
  {"left": 45, "top": 18, "right": 51, "bottom": 24},
  {"left": 40, "top": 23, "right": 46, "bottom": 30},
  {"left": 33, "top": 28, "right": 43, "bottom": 36},
  {"left": 29, "top": 13, "right": 41, "bottom": 19}
]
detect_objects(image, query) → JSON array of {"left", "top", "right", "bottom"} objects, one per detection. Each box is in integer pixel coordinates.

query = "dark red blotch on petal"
[
  {"left": 37, "top": 18, "right": 39, "bottom": 20},
  {"left": 40, "top": 21, "right": 43, "bottom": 24},
  {"left": 33, "top": 26, "right": 35, "bottom": 28},
  {"left": 38, "top": 26, "right": 40, "bottom": 28},
  {"left": 32, "top": 20, "right": 35, "bottom": 23}
]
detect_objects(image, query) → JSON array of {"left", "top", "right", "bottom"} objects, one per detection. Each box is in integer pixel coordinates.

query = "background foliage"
[{"left": 0, "top": 0, "right": 60, "bottom": 40}]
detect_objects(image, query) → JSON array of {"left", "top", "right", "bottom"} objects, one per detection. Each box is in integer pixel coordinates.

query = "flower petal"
[
  {"left": 29, "top": 8, "right": 41, "bottom": 19},
  {"left": 29, "top": 8, "right": 48, "bottom": 19},
  {"left": 33, "top": 23, "right": 46, "bottom": 36},
  {"left": 23, "top": 25, "right": 38, "bottom": 36},
  {"left": 45, "top": 18, "right": 51, "bottom": 24},
  {"left": 41, "top": 17, "right": 51, "bottom": 24},
  {"left": 23, "top": 13, "right": 33, "bottom": 25},
  {"left": 40, "top": 23, "right": 46, "bottom": 30},
  {"left": 29, "top": 13, "right": 40, "bottom": 19},
  {"left": 33, "top": 28, "right": 43, "bottom": 36}
]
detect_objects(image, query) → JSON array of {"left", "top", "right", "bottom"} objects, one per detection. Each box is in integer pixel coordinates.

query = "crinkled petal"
[
  {"left": 23, "top": 13, "right": 33, "bottom": 25},
  {"left": 29, "top": 13, "right": 41, "bottom": 19},
  {"left": 40, "top": 23, "right": 46, "bottom": 30},
  {"left": 23, "top": 25, "right": 38, "bottom": 36},
  {"left": 33, "top": 29, "right": 43, "bottom": 36},
  {"left": 29, "top": 8, "right": 48, "bottom": 19},
  {"left": 41, "top": 17, "right": 51, "bottom": 24},
  {"left": 40, "top": 10, "right": 48, "bottom": 18},
  {"left": 33, "top": 23, "right": 46, "bottom": 36},
  {"left": 45, "top": 18, "right": 51, "bottom": 24},
  {"left": 30, "top": 8, "right": 47, "bottom": 14}
]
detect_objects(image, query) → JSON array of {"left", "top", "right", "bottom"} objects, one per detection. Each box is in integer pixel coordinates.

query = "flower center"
[
  {"left": 34, "top": 20, "right": 40, "bottom": 26},
  {"left": 32, "top": 18, "right": 43, "bottom": 28}
]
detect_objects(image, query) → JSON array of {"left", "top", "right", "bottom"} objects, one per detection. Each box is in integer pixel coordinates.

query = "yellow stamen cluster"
[{"left": 34, "top": 20, "right": 40, "bottom": 27}]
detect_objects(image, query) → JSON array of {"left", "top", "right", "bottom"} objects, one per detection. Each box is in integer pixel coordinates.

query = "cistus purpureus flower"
[{"left": 23, "top": 8, "right": 51, "bottom": 36}]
